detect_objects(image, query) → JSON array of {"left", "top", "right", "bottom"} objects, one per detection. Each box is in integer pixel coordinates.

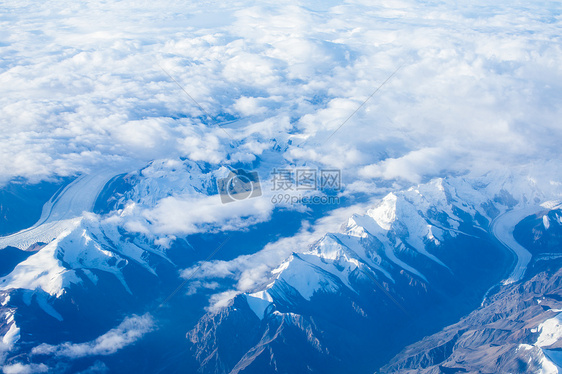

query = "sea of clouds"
[{"left": 1, "top": 0, "right": 561, "bottom": 187}]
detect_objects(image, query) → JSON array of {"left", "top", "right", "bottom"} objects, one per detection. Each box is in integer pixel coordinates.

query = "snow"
[
  {"left": 543, "top": 350, "right": 562, "bottom": 373},
  {"left": 386, "top": 242, "right": 428, "bottom": 282},
  {"left": 368, "top": 193, "right": 398, "bottom": 231},
  {"left": 426, "top": 225, "right": 440, "bottom": 244},
  {"left": 0, "top": 215, "right": 148, "bottom": 298},
  {"left": 245, "top": 291, "right": 273, "bottom": 320},
  {"left": 35, "top": 292, "right": 63, "bottom": 321},
  {"left": 2, "top": 321, "right": 20, "bottom": 347},
  {"left": 334, "top": 175, "right": 523, "bottom": 283},
  {"left": 0, "top": 311, "right": 20, "bottom": 365},
  {"left": 517, "top": 344, "right": 560, "bottom": 374},
  {"left": 272, "top": 255, "right": 340, "bottom": 301},
  {"left": 491, "top": 205, "right": 543, "bottom": 284},
  {"left": 246, "top": 231, "right": 396, "bottom": 309},
  {"left": 0, "top": 231, "right": 79, "bottom": 297},
  {"left": 536, "top": 313, "right": 562, "bottom": 348},
  {"left": 346, "top": 214, "right": 427, "bottom": 280},
  {"left": 329, "top": 233, "right": 394, "bottom": 282},
  {"left": 261, "top": 230, "right": 399, "bottom": 307},
  {"left": 81, "top": 270, "right": 99, "bottom": 286},
  {"left": 366, "top": 187, "right": 453, "bottom": 269},
  {"left": 298, "top": 252, "right": 357, "bottom": 294},
  {"left": 541, "top": 201, "right": 562, "bottom": 210},
  {"left": 538, "top": 353, "right": 560, "bottom": 374},
  {"left": 544, "top": 215, "right": 551, "bottom": 230},
  {"left": 129, "top": 160, "right": 216, "bottom": 207},
  {"left": 352, "top": 187, "right": 458, "bottom": 278},
  {"left": 530, "top": 313, "right": 562, "bottom": 373},
  {"left": 0, "top": 164, "right": 138, "bottom": 251}
]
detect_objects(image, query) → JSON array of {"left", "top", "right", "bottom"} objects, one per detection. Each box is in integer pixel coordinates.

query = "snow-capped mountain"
[
  {"left": 380, "top": 206, "right": 562, "bottom": 373},
  {"left": 0, "top": 159, "right": 561, "bottom": 373},
  {"left": 183, "top": 174, "right": 561, "bottom": 373},
  {"left": 2, "top": 0, "right": 562, "bottom": 372}
]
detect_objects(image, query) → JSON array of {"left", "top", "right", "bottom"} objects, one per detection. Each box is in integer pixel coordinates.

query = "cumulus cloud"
[
  {"left": 1, "top": 0, "right": 560, "bottom": 193},
  {"left": 140, "top": 193, "right": 274, "bottom": 236},
  {"left": 2, "top": 363, "right": 48, "bottom": 374},
  {"left": 232, "top": 96, "right": 268, "bottom": 116},
  {"left": 207, "top": 290, "right": 242, "bottom": 313},
  {"left": 181, "top": 200, "right": 376, "bottom": 296},
  {"left": 31, "top": 314, "right": 154, "bottom": 359},
  {"left": 359, "top": 147, "right": 459, "bottom": 183}
]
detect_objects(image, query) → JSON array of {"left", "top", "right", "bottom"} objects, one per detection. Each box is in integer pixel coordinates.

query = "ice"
[
  {"left": 544, "top": 215, "right": 551, "bottom": 230},
  {"left": 491, "top": 206, "right": 541, "bottom": 284},
  {"left": 245, "top": 291, "right": 273, "bottom": 320},
  {"left": 0, "top": 311, "right": 20, "bottom": 363},
  {"left": 0, "top": 217, "right": 142, "bottom": 297},
  {"left": 536, "top": 313, "right": 562, "bottom": 348},
  {"left": 2, "top": 323, "right": 20, "bottom": 347},
  {"left": 0, "top": 164, "right": 139, "bottom": 251},
  {"left": 272, "top": 255, "right": 339, "bottom": 301},
  {"left": 35, "top": 292, "right": 64, "bottom": 321}
]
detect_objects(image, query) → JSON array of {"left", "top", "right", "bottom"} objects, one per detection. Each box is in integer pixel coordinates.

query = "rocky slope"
[
  {"left": 0, "top": 161, "right": 559, "bottom": 373},
  {"left": 184, "top": 176, "right": 550, "bottom": 373},
  {"left": 380, "top": 207, "right": 562, "bottom": 374}
]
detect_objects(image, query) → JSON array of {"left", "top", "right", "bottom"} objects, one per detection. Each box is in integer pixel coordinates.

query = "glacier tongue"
[
  {"left": 0, "top": 228, "right": 81, "bottom": 297},
  {"left": 0, "top": 166, "right": 138, "bottom": 251},
  {"left": 491, "top": 205, "right": 542, "bottom": 284},
  {"left": 0, "top": 213, "right": 164, "bottom": 299}
]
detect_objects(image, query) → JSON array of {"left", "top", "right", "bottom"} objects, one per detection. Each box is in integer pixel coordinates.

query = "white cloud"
[
  {"left": 2, "top": 363, "right": 48, "bottom": 374},
  {"left": 111, "top": 118, "right": 173, "bottom": 155},
  {"left": 1, "top": 0, "right": 560, "bottom": 192},
  {"left": 76, "top": 361, "right": 109, "bottom": 374},
  {"left": 182, "top": 200, "right": 376, "bottom": 295},
  {"left": 359, "top": 147, "right": 458, "bottom": 183},
  {"left": 232, "top": 96, "right": 267, "bottom": 116},
  {"left": 141, "top": 193, "right": 274, "bottom": 236},
  {"left": 177, "top": 131, "right": 226, "bottom": 164},
  {"left": 207, "top": 290, "right": 242, "bottom": 313},
  {"left": 31, "top": 314, "right": 153, "bottom": 359}
]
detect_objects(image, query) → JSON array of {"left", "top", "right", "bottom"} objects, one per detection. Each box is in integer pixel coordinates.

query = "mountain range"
[{"left": 0, "top": 162, "right": 561, "bottom": 373}]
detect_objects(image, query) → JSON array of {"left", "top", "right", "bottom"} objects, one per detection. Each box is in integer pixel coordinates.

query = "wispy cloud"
[
  {"left": 31, "top": 314, "right": 154, "bottom": 358},
  {"left": 2, "top": 363, "right": 48, "bottom": 374},
  {"left": 181, "top": 201, "right": 376, "bottom": 299}
]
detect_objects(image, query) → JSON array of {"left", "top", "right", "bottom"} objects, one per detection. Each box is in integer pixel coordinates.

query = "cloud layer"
[
  {"left": 1, "top": 0, "right": 560, "bottom": 188},
  {"left": 31, "top": 314, "right": 153, "bottom": 358}
]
